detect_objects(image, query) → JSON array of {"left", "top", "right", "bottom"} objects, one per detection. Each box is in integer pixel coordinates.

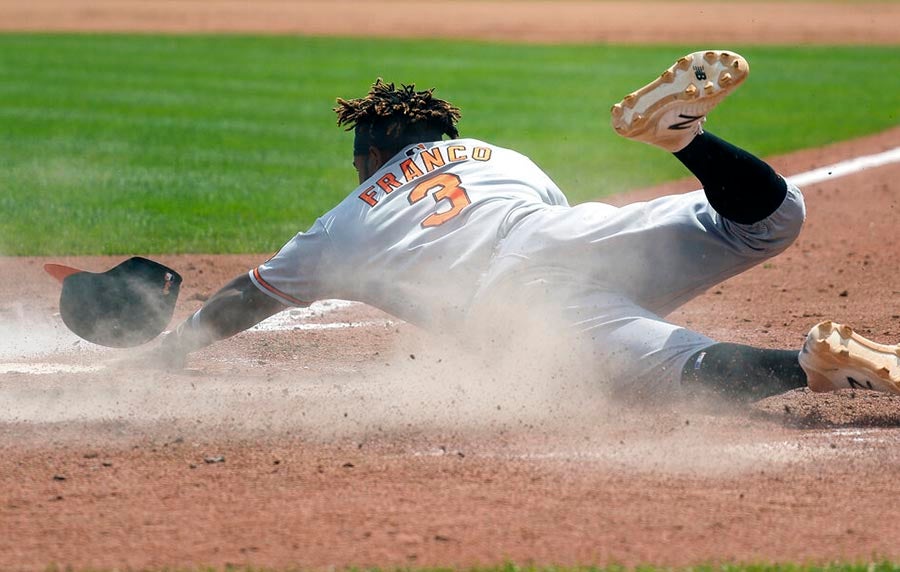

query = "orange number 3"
[{"left": 408, "top": 173, "right": 472, "bottom": 228}]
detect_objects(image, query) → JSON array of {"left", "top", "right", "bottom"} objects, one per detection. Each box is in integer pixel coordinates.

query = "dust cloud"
[
  {"left": 0, "top": 303, "right": 89, "bottom": 361},
  {"left": 1, "top": 299, "right": 600, "bottom": 434},
  {"left": 0, "top": 292, "right": 813, "bottom": 477}
]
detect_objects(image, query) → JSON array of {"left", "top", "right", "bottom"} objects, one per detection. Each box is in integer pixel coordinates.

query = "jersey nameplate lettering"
[{"left": 358, "top": 144, "right": 493, "bottom": 208}]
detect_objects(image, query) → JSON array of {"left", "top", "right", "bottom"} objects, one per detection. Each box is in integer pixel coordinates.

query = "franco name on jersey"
[{"left": 358, "top": 141, "right": 494, "bottom": 208}]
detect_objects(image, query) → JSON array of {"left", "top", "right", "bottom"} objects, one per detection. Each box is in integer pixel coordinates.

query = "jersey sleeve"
[{"left": 249, "top": 218, "right": 334, "bottom": 307}]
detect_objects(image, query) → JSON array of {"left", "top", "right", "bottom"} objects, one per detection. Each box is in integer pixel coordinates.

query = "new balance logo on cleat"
[
  {"left": 693, "top": 66, "right": 707, "bottom": 80},
  {"left": 668, "top": 113, "right": 704, "bottom": 130},
  {"left": 847, "top": 377, "right": 875, "bottom": 390}
]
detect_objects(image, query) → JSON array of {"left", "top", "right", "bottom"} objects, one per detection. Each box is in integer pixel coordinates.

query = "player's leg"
[
  {"left": 470, "top": 271, "right": 790, "bottom": 402},
  {"left": 680, "top": 343, "right": 806, "bottom": 401},
  {"left": 522, "top": 185, "right": 803, "bottom": 317},
  {"left": 608, "top": 52, "right": 900, "bottom": 399},
  {"left": 682, "top": 321, "right": 900, "bottom": 399},
  {"left": 596, "top": 52, "right": 800, "bottom": 399},
  {"left": 604, "top": 50, "right": 805, "bottom": 315},
  {"left": 474, "top": 252, "right": 899, "bottom": 401},
  {"left": 572, "top": 305, "right": 900, "bottom": 402},
  {"left": 562, "top": 288, "right": 900, "bottom": 401},
  {"left": 674, "top": 131, "right": 787, "bottom": 225},
  {"left": 612, "top": 49, "right": 789, "bottom": 228},
  {"left": 557, "top": 289, "right": 806, "bottom": 401},
  {"left": 472, "top": 182, "right": 804, "bottom": 400}
]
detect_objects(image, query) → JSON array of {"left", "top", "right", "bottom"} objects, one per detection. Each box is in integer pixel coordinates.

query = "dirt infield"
[
  {"left": 2, "top": 2, "right": 900, "bottom": 570},
  {"left": 2, "top": 0, "right": 899, "bottom": 44}
]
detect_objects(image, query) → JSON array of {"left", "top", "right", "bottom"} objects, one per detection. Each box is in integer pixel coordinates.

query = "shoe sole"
[
  {"left": 611, "top": 50, "right": 749, "bottom": 139},
  {"left": 799, "top": 320, "right": 900, "bottom": 395}
]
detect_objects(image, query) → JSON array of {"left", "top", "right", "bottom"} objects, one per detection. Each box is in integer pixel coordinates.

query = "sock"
[
  {"left": 681, "top": 343, "right": 807, "bottom": 402},
  {"left": 674, "top": 132, "right": 787, "bottom": 225}
]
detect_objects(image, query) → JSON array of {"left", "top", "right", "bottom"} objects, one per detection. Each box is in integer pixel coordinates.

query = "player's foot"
[
  {"left": 611, "top": 50, "right": 750, "bottom": 152},
  {"left": 799, "top": 320, "right": 900, "bottom": 395}
]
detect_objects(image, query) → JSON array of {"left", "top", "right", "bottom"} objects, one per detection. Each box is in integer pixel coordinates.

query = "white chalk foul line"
[
  {"left": 251, "top": 318, "right": 396, "bottom": 333},
  {"left": 0, "top": 362, "right": 103, "bottom": 375},
  {"left": 786, "top": 146, "right": 900, "bottom": 187},
  {"left": 249, "top": 300, "right": 398, "bottom": 332}
]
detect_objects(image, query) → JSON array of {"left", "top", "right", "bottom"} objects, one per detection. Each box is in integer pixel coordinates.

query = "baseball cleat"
[
  {"left": 610, "top": 50, "right": 750, "bottom": 152},
  {"left": 798, "top": 320, "right": 900, "bottom": 395}
]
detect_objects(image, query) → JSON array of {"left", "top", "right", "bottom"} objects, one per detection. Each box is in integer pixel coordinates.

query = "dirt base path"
[
  {"left": 1, "top": 0, "right": 899, "bottom": 45},
  {"left": 2, "top": 3, "right": 900, "bottom": 570}
]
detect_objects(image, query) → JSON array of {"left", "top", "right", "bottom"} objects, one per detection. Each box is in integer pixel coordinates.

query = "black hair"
[{"left": 334, "top": 78, "right": 461, "bottom": 155}]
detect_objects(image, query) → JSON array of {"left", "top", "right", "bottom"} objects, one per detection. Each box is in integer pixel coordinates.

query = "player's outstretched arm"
[{"left": 152, "top": 273, "right": 287, "bottom": 368}]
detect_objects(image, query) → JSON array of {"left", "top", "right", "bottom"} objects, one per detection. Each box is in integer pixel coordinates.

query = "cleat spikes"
[
  {"left": 799, "top": 320, "right": 900, "bottom": 396},
  {"left": 610, "top": 50, "right": 749, "bottom": 152}
]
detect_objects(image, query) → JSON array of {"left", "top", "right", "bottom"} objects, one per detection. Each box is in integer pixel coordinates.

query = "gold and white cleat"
[
  {"left": 799, "top": 320, "right": 900, "bottom": 395},
  {"left": 610, "top": 50, "right": 750, "bottom": 152}
]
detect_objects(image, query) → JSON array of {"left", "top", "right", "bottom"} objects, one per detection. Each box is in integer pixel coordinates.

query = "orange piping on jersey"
[
  {"left": 359, "top": 186, "right": 378, "bottom": 207},
  {"left": 447, "top": 146, "right": 467, "bottom": 162},
  {"left": 420, "top": 148, "right": 446, "bottom": 172},
  {"left": 253, "top": 267, "right": 311, "bottom": 307},
  {"left": 264, "top": 248, "right": 281, "bottom": 264},
  {"left": 377, "top": 173, "right": 402, "bottom": 193},
  {"left": 399, "top": 158, "right": 424, "bottom": 183}
]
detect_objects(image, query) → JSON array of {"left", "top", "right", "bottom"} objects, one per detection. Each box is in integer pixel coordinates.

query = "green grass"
[{"left": 0, "top": 34, "right": 898, "bottom": 255}]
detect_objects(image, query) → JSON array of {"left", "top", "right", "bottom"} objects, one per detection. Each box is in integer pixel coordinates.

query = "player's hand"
[{"left": 109, "top": 331, "right": 188, "bottom": 371}]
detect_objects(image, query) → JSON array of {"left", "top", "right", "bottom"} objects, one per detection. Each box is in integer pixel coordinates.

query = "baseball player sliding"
[{"left": 149, "top": 50, "right": 900, "bottom": 401}]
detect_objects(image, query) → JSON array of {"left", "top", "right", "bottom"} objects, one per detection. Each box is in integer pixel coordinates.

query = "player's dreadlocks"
[{"left": 335, "top": 78, "right": 461, "bottom": 156}]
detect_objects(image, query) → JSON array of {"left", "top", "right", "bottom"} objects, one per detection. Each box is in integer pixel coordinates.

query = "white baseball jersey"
[
  {"left": 250, "top": 136, "right": 806, "bottom": 392},
  {"left": 250, "top": 138, "right": 570, "bottom": 331}
]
